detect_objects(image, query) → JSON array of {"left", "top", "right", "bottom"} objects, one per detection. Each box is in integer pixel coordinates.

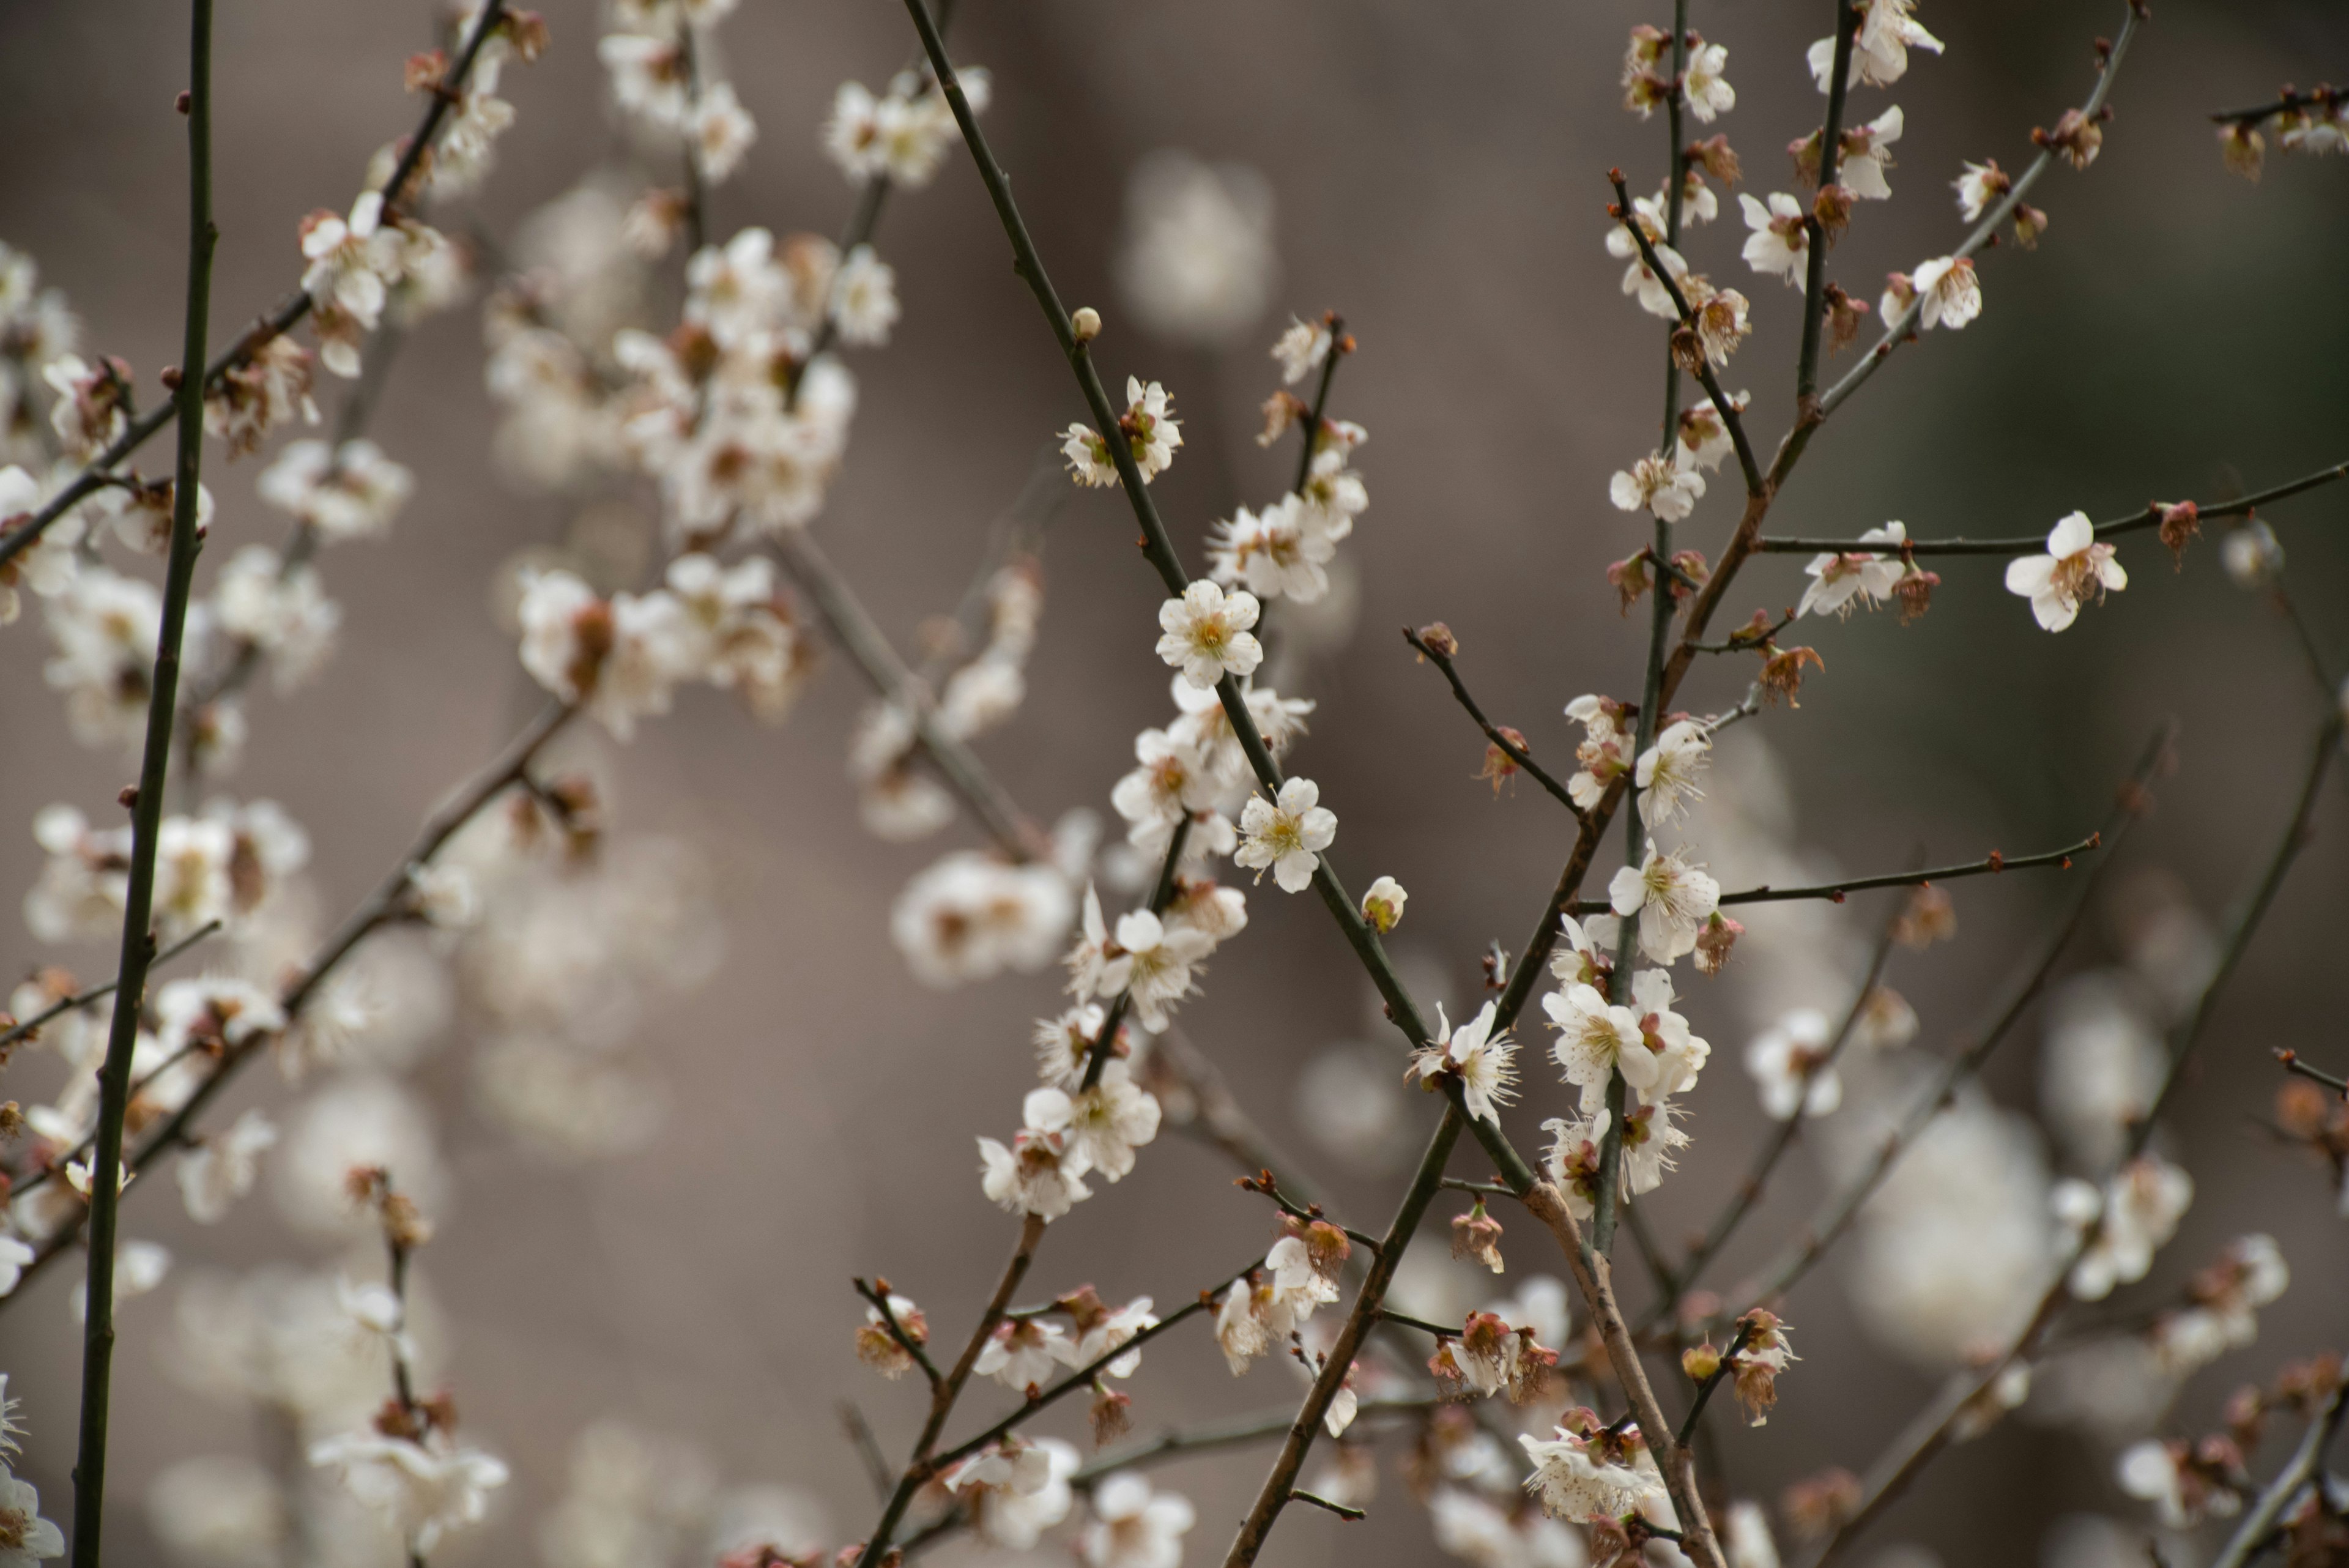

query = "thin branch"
[
  {"left": 1755, "top": 457, "right": 2349, "bottom": 556},
  {"left": 0, "top": 0, "right": 511, "bottom": 570},
  {"left": 1675, "top": 1321, "right": 1758, "bottom": 1449},
  {"left": 0, "top": 920, "right": 220, "bottom": 1053},
  {"left": 71, "top": 4, "right": 215, "bottom": 1559},
  {"left": 1287, "top": 1489, "right": 1365, "bottom": 1522},
  {"left": 1401, "top": 627, "right": 1586, "bottom": 817},
  {"left": 771, "top": 529, "right": 1053, "bottom": 865},
  {"left": 2275, "top": 1049, "right": 2349, "bottom": 1097},
  {"left": 1606, "top": 173, "right": 1765, "bottom": 497},
  {"left": 1376, "top": 1309, "right": 1458, "bottom": 1339},
  {"left": 1439, "top": 1178, "right": 1518, "bottom": 1200},
  {"left": 1727, "top": 724, "right": 2170, "bottom": 1320},
  {"left": 2209, "top": 86, "right": 2340, "bottom": 127},
  {"left": 854, "top": 1279, "right": 946, "bottom": 1388},
  {"left": 1814, "top": 2, "right": 2147, "bottom": 422},
  {"left": 1810, "top": 712, "right": 2340, "bottom": 1567},
  {"left": 2209, "top": 1377, "right": 2349, "bottom": 1568},
  {"left": 1713, "top": 835, "right": 2097, "bottom": 906},
  {"left": 1077, "top": 1399, "right": 1436, "bottom": 1485},
  {"left": 839, "top": 1403, "right": 896, "bottom": 1503},
  {"left": 1795, "top": 0, "right": 1860, "bottom": 406},
  {"left": 1079, "top": 816, "right": 1192, "bottom": 1091},
  {"left": 1291, "top": 318, "right": 1346, "bottom": 496}
]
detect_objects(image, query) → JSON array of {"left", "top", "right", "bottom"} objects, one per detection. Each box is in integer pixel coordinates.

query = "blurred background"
[{"left": 1, "top": 0, "right": 2346, "bottom": 1566}]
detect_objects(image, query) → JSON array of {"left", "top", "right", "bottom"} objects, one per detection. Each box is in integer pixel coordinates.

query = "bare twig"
[
  {"left": 853, "top": 1279, "right": 946, "bottom": 1388},
  {"left": 2275, "top": 1049, "right": 2349, "bottom": 1097},
  {"left": 1756, "top": 457, "right": 2349, "bottom": 556},
  {"left": 1288, "top": 1488, "right": 1365, "bottom": 1522},
  {"left": 1401, "top": 626, "right": 1586, "bottom": 817},
  {"left": 2209, "top": 1376, "right": 2349, "bottom": 1568},
  {"left": 0, "top": 921, "right": 220, "bottom": 1053},
  {"left": 2209, "top": 86, "right": 2340, "bottom": 127}
]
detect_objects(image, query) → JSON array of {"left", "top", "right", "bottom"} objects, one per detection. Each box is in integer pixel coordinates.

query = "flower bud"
[
  {"left": 1070, "top": 307, "right": 1102, "bottom": 343},
  {"left": 1414, "top": 621, "right": 1458, "bottom": 658},
  {"left": 2217, "top": 122, "right": 2265, "bottom": 184},
  {"left": 1606, "top": 552, "right": 1653, "bottom": 615},
  {"left": 1693, "top": 911, "right": 1743, "bottom": 975},
  {"left": 2157, "top": 500, "right": 2201, "bottom": 565},
  {"left": 1682, "top": 1342, "right": 1723, "bottom": 1382},
  {"left": 1360, "top": 875, "right": 1408, "bottom": 934},
  {"left": 2012, "top": 203, "right": 2050, "bottom": 250}
]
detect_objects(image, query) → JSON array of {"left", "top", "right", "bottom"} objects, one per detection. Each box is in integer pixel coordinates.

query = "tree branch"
[
  {"left": 70, "top": 4, "right": 215, "bottom": 1558},
  {"left": 1401, "top": 626, "right": 1586, "bottom": 817},
  {"left": 2208, "top": 1376, "right": 2349, "bottom": 1568},
  {"left": 1795, "top": 0, "right": 1860, "bottom": 406}
]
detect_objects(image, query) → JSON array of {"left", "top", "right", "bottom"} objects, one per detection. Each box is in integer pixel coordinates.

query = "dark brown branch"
[
  {"left": 1755, "top": 457, "right": 2349, "bottom": 556},
  {"left": 2275, "top": 1049, "right": 2349, "bottom": 1097},
  {"left": 854, "top": 1279, "right": 946, "bottom": 1388},
  {"left": 2208, "top": 86, "right": 2340, "bottom": 127},
  {"left": 1288, "top": 1489, "right": 1365, "bottom": 1522},
  {"left": 1795, "top": 0, "right": 1860, "bottom": 405},
  {"left": 1675, "top": 1321, "right": 1757, "bottom": 1448},
  {"left": 0, "top": 921, "right": 219, "bottom": 1053},
  {"left": 1401, "top": 627, "right": 1584, "bottom": 817}
]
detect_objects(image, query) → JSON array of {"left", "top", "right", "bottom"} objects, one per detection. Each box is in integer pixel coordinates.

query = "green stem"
[{"left": 71, "top": 6, "right": 214, "bottom": 1562}]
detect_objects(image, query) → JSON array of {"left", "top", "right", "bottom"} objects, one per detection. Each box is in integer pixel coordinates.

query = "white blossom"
[
  {"left": 255, "top": 438, "right": 414, "bottom": 541},
  {"left": 308, "top": 1430, "right": 509, "bottom": 1556},
  {"left": 2004, "top": 511, "right": 2126, "bottom": 633},
  {"left": 1080, "top": 1473, "right": 1195, "bottom": 1568},
  {"left": 1739, "top": 192, "right": 1809, "bottom": 286},
  {"left": 1810, "top": 0, "right": 1945, "bottom": 92},
  {"left": 1235, "top": 777, "right": 1336, "bottom": 893},
  {"left": 1609, "top": 453, "right": 1704, "bottom": 522},
  {"left": 892, "top": 852, "right": 1074, "bottom": 987},
  {"left": 941, "top": 1436, "right": 1074, "bottom": 1551},
  {"left": 1910, "top": 255, "right": 1981, "bottom": 330},
  {"left": 1635, "top": 719, "right": 1710, "bottom": 827},
  {"left": 1155, "top": 580, "right": 1260, "bottom": 689},
  {"left": 0, "top": 1470, "right": 64, "bottom": 1566},
  {"left": 979, "top": 1088, "right": 1094, "bottom": 1221},
  {"left": 1608, "top": 844, "right": 1721, "bottom": 964},
  {"left": 1206, "top": 494, "right": 1337, "bottom": 603},
  {"left": 1065, "top": 1060, "right": 1163, "bottom": 1181},
  {"left": 689, "top": 81, "right": 757, "bottom": 184},
  {"left": 177, "top": 1109, "right": 279, "bottom": 1224},
  {"left": 1407, "top": 1001, "right": 1519, "bottom": 1124},
  {"left": 823, "top": 69, "right": 990, "bottom": 190},
  {"left": 828, "top": 243, "right": 898, "bottom": 347},
  {"left": 975, "top": 1317, "right": 1074, "bottom": 1392},
  {"left": 1684, "top": 42, "right": 1735, "bottom": 122},
  {"left": 1798, "top": 522, "right": 1910, "bottom": 618},
  {"left": 1066, "top": 376, "right": 1183, "bottom": 488},
  {"left": 1745, "top": 1008, "right": 1844, "bottom": 1120},
  {"left": 1954, "top": 159, "right": 2012, "bottom": 221},
  {"left": 2055, "top": 1154, "right": 2194, "bottom": 1301},
  {"left": 1271, "top": 318, "right": 1331, "bottom": 384},
  {"left": 1841, "top": 106, "right": 1905, "bottom": 199},
  {"left": 1115, "top": 151, "right": 1278, "bottom": 346}
]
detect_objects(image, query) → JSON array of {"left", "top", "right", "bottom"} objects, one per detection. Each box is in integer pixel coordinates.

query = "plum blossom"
[
  {"left": 1114, "top": 152, "right": 1278, "bottom": 347},
  {"left": 1235, "top": 777, "right": 1336, "bottom": 893},
  {"left": 1406, "top": 1001, "right": 1519, "bottom": 1123},
  {"left": 1636, "top": 719, "right": 1710, "bottom": 827},
  {"left": 2055, "top": 1154, "right": 2194, "bottom": 1301},
  {"left": 828, "top": 244, "right": 897, "bottom": 347},
  {"left": 1954, "top": 158, "right": 2013, "bottom": 221},
  {"left": 1684, "top": 42, "right": 1735, "bottom": 122},
  {"left": 1154, "top": 580, "right": 1261, "bottom": 689},
  {"left": 1609, "top": 453, "right": 1704, "bottom": 522},
  {"left": 2004, "top": 511, "right": 2126, "bottom": 632},
  {"left": 1909, "top": 255, "right": 1981, "bottom": 330},
  {"left": 307, "top": 1431, "right": 508, "bottom": 1556},
  {"left": 1798, "top": 522, "right": 1910, "bottom": 618},
  {"left": 1206, "top": 495, "right": 1337, "bottom": 603},
  {"left": 1746, "top": 1008, "right": 1843, "bottom": 1120},
  {"left": 1839, "top": 106, "right": 1905, "bottom": 199},
  {"left": 255, "top": 438, "right": 413, "bottom": 541},
  {"left": 177, "top": 1109, "right": 279, "bottom": 1224},
  {"left": 1064, "top": 1060, "right": 1162, "bottom": 1181},
  {"left": 1271, "top": 318, "right": 1331, "bottom": 384},
  {"left": 1080, "top": 1474, "right": 1195, "bottom": 1568},
  {"left": 823, "top": 69, "right": 990, "bottom": 188},
  {"left": 1518, "top": 1417, "right": 1664, "bottom": 1523},
  {"left": 1360, "top": 875, "right": 1407, "bottom": 934},
  {"left": 1739, "top": 193, "right": 1809, "bottom": 285},
  {"left": 974, "top": 1317, "right": 1074, "bottom": 1392},
  {"left": 1064, "top": 377, "right": 1182, "bottom": 487},
  {"left": 855, "top": 1293, "right": 929, "bottom": 1378},
  {"left": 0, "top": 1470, "right": 64, "bottom": 1564},
  {"left": 979, "top": 1087, "right": 1096, "bottom": 1220},
  {"left": 1810, "top": 0, "right": 1944, "bottom": 92},
  {"left": 1608, "top": 844, "right": 1722, "bottom": 964},
  {"left": 941, "top": 1436, "right": 1075, "bottom": 1551},
  {"left": 1605, "top": 195, "right": 1687, "bottom": 319}
]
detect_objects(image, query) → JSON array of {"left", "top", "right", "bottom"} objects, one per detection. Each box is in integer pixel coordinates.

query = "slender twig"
[
  {"left": 771, "top": 529, "right": 1053, "bottom": 864},
  {"left": 1795, "top": 0, "right": 1860, "bottom": 407},
  {"left": 69, "top": 7, "right": 213, "bottom": 1559},
  {"left": 1401, "top": 627, "right": 1584, "bottom": 817},
  {"left": 1639, "top": 909, "right": 1902, "bottom": 1336},
  {"left": 1439, "top": 1178, "right": 1516, "bottom": 1200},
  {"left": 1675, "top": 1321, "right": 1758, "bottom": 1448},
  {"left": 1291, "top": 319, "right": 1346, "bottom": 497},
  {"left": 1376, "top": 1308, "right": 1457, "bottom": 1338},
  {"left": 2276, "top": 1049, "right": 2349, "bottom": 1097},
  {"left": 1809, "top": 713, "right": 2340, "bottom": 1568},
  {"left": 0, "top": 0, "right": 510, "bottom": 570},
  {"left": 0, "top": 921, "right": 220, "bottom": 1053},
  {"left": 676, "top": 22, "right": 709, "bottom": 257},
  {"left": 1709, "top": 836, "right": 2096, "bottom": 906},
  {"left": 2209, "top": 1377, "right": 2349, "bottom": 1568},
  {"left": 2209, "top": 86, "right": 2340, "bottom": 127},
  {"left": 1814, "top": 3, "right": 2146, "bottom": 422},
  {"left": 1077, "top": 1399, "right": 1438, "bottom": 1485},
  {"left": 924, "top": 1261, "right": 1253, "bottom": 1476},
  {"left": 1606, "top": 173, "right": 1765, "bottom": 497},
  {"left": 1755, "top": 458, "right": 2349, "bottom": 555},
  {"left": 853, "top": 1213, "right": 1047, "bottom": 1567},
  {"left": 1288, "top": 1489, "right": 1365, "bottom": 1522},
  {"left": 1726, "top": 726, "right": 2169, "bottom": 1321},
  {"left": 1220, "top": 1110, "right": 1466, "bottom": 1568},
  {"left": 854, "top": 1279, "right": 946, "bottom": 1388},
  {"left": 839, "top": 1403, "right": 896, "bottom": 1503},
  {"left": 1078, "top": 817, "right": 1192, "bottom": 1090}
]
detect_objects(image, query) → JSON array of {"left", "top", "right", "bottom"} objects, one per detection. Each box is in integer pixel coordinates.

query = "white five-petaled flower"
[
  {"left": 1810, "top": 0, "right": 1945, "bottom": 92},
  {"left": 0, "top": 1468, "right": 65, "bottom": 1564},
  {"left": 1683, "top": 43, "right": 1734, "bottom": 122},
  {"left": 1206, "top": 495, "right": 1338, "bottom": 604},
  {"left": 1154, "top": 580, "right": 1263, "bottom": 689},
  {"left": 1063, "top": 376, "right": 1183, "bottom": 488},
  {"left": 978, "top": 1088, "right": 1094, "bottom": 1221},
  {"left": 1841, "top": 106, "right": 1906, "bottom": 199},
  {"left": 1605, "top": 196, "right": 1688, "bottom": 320},
  {"left": 1739, "top": 192, "right": 1810, "bottom": 286},
  {"left": 1080, "top": 1473, "right": 1197, "bottom": 1568},
  {"left": 1518, "top": 1425, "right": 1666, "bottom": 1524},
  {"left": 1954, "top": 158, "right": 2013, "bottom": 221},
  {"left": 2004, "top": 511, "right": 2126, "bottom": 632},
  {"left": 1406, "top": 1001, "right": 1519, "bottom": 1123},
  {"left": 1235, "top": 778, "right": 1337, "bottom": 893},
  {"left": 2054, "top": 1153, "right": 2195, "bottom": 1301},
  {"left": 1065, "top": 1060, "right": 1163, "bottom": 1181},
  {"left": 1545, "top": 968, "right": 1709, "bottom": 1110},
  {"left": 1909, "top": 255, "right": 1981, "bottom": 330},
  {"left": 975, "top": 1317, "right": 1074, "bottom": 1392},
  {"left": 1635, "top": 719, "right": 1711, "bottom": 828},
  {"left": 176, "top": 1109, "right": 278, "bottom": 1224},
  {"left": 307, "top": 1431, "right": 508, "bottom": 1556},
  {"left": 1609, "top": 453, "right": 1705, "bottom": 522},
  {"left": 1271, "top": 318, "right": 1332, "bottom": 384},
  {"left": 1608, "top": 845, "right": 1723, "bottom": 965},
  {"left": 1745, "top": 1008, "right": 1845, "bottom": 1120},
  {"left": 1798, "top": 521, "right": 1911, "bottom": 618}
]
